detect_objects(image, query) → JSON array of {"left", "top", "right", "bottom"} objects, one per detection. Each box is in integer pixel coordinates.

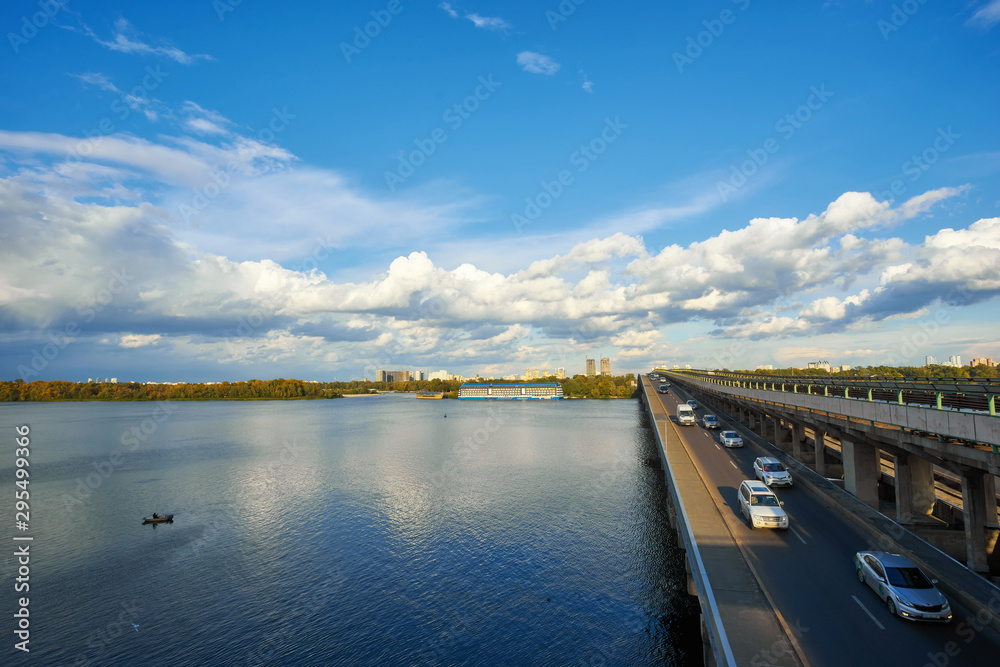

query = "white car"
[
  {"left": 753, "top": 457, "right": 792, "bottom": 487},
  {"left": 855, "top": 552, "right": 952, "bottom": 622},
  {"left": 738, "top": 480, "right": 788, "bottom": 529},
  {"left": 720, "top": 430, "right": 743, "bottom": 448}
]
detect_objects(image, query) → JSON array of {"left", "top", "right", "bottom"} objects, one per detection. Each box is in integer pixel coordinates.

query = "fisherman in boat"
[{"left": 152, "top": 513, "right": 158, "bottom": 519}]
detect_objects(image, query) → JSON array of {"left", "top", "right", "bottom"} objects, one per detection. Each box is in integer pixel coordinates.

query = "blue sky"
[{"left": 1, "top": 0, "right": 999, "bottom": 382}]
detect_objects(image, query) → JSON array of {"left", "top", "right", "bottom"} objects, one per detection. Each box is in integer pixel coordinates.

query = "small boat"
[{"left": 142, "top": 514, "right": 173, "bottom": 524}]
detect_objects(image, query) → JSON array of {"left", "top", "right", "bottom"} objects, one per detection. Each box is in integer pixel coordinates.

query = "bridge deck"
[{"left": 645, "top": 379, "right": 802, "bottom": 666}]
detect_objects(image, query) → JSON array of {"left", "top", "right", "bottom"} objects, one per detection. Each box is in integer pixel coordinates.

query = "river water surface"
[{"left": 2, "top": 396, "right": 700, "bottom": 666}]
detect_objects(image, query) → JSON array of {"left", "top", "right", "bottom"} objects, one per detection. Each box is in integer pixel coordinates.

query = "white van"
[{"left": 676, "top": 404, "right": 696, "bottom": 425}]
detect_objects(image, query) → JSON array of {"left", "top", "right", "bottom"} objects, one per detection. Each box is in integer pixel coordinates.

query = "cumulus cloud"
[
  {"left": 1, "top": 113, "right": 995, "bottom": 378},
  {"left": 516, "top": 51, "right": 560, "bottom": 75}
]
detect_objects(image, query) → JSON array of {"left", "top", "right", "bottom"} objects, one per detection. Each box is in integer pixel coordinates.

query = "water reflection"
[{"left": 3, "top": 396, "right": 699, "bottom": 666}]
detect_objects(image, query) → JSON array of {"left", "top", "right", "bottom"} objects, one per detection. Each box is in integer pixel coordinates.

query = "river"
[{"left": 1, "top": 395, "right": 700, "bottom": 665}]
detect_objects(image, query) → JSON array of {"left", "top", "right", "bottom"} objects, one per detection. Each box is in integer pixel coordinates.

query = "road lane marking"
[
  {"left": 852, "top": 595, "right": 885, "bottom": 630},
  {"left": 789, "top": 526, "right": 807, "bottom": 544},
  {"left": 729, "top": 461, "right": 738, "bottom": 470}
]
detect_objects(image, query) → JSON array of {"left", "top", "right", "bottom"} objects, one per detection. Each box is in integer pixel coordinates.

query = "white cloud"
[
  {"left": 120, "top": 334, "right": 161, "bottom": 348},
  {"left": 79, "top": 18, "right": 213, "bottom": 65},
  {"left": 70, "top": 71, "right": 169, "bottom": 123},
  {"left": 438, "top": 2, "right": 458, "bottom": 18},
  {"left": 968, "top": 0, "right": 1000, "bottom": 28},
  {"left": 466, "top": 14, "right": 511, "bottom": 31},
  {"left": 181, "top": 102, "right": 233, "bottom": 135},
  {"left": 516, "top": 51, "right": 560, "bottom": 76},
  {"left": 1, "top": 113, "right": 996, "bottom": 377},
  {"left": 72, "top": 72, "right": 119, "bottom": 93}
]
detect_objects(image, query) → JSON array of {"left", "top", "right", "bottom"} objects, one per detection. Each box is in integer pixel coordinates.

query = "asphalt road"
[{"left": 650, "top": 382, "right": 1000, "bottom": 667}]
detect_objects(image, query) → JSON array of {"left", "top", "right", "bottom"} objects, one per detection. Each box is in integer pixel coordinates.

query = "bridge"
[{"left": 640, "top": 371, "right": 1000, "bottom": 666}]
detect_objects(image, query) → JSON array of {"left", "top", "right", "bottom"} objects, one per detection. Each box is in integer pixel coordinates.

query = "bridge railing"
[
  {"left": 663, "top": 370, "right": 1000, "bottom": 451},
  {"left": 670, "top": 370, "right": 998, "bottom": 415}
]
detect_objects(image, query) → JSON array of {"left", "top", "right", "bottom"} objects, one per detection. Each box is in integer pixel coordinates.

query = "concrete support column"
[
  {"left": 984, "top": 475, "right": 999, "bottom": 529},
  {"left": 771, "top": 416, "right": 784, "bottom": 450},
  {"left": 843, "top": 438, "right": 881, "bottom": 509},
  {"left": 791, "top": 421, "right": 805, "bottom": 460},
  {"left": 813, "top": 428, "right": 828, "bottom": 476},
  {"left": 961, "top": 470, "right": 992, "bottom": 573},
  {"left": 894, "top": 453, "right": 936, "bottom": 524}
]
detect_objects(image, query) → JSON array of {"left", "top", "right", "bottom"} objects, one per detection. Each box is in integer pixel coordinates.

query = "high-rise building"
[
  {"left": 555, "top": 368, "right": 566, "bottom": 379},
  {"left": 600, "top": 357, "right": 610, "bottom": 376},
  {"left": 925, "top": 356, "right": 937, "bottom": 366},
  {"left": 950, "top": 355, "right": 962, "bottom": 367},
  {"left": 376, "top": 369, "right": 412, "bottom": 383},
  {"left": 971, "top": 357, "right": 995, "bottom": 367},
  {"left": 585, "top": 357, "right": 596, "bottom": 376}
]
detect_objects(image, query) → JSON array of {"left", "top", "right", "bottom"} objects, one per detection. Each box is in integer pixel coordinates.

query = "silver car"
[
  {"left": 738, "top": 480, "right": 788, "bottom": 530},
  {"left": 855, "top": 551, "right": 952, "bottom": 622},
  {"left": 753, "top": 457, "right": 792, "bottom": 487},
  {"left": 702, "top": 414, "right": 719, "bottom": 429},
  {"left": 720, "top": 430, "right": 743, "bottom": 448}
]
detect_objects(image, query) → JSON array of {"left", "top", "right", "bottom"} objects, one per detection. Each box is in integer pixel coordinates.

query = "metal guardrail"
[
  {"left": 662, "top": 370, "right": 1000, "bottom": 452},
  {"left": 669, "top": 370, "right": 999, "bottom": 415}
]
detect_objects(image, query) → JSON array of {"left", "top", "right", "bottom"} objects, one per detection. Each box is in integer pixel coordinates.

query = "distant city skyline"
[{"left": 1, "top": 3, "right": 999, "bottom": 382}]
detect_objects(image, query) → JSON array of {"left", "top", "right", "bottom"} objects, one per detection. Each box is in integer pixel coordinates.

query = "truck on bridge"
[{"left": 676, "top": 403, "right": 696, "bottom": 425}]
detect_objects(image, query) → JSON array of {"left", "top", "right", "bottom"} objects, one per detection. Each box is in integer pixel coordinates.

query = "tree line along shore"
[
  {"left": 0, "top": 374, "right": 640, "bottom": 402},
  {"left": 3, "top": 365, "right": 995, "bottom": 402}
]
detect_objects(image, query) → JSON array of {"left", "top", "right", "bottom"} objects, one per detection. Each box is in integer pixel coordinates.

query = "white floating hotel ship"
[{"left": 457, "top": 382, "right": 564, "bottom": 400}]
